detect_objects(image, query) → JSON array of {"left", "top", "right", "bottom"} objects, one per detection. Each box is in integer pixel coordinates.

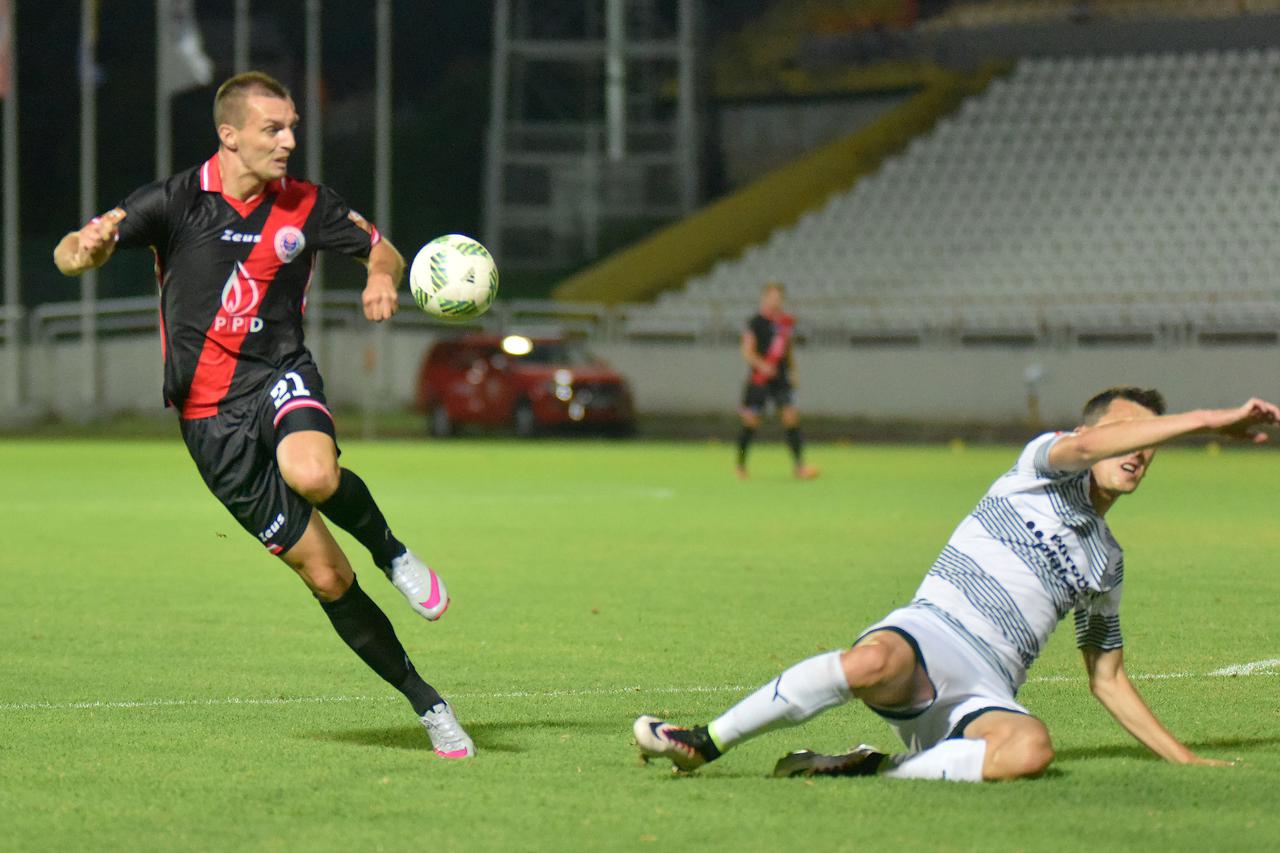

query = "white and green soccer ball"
[{"left": 409, "top": 234, "right": 499, "bottom": 321}]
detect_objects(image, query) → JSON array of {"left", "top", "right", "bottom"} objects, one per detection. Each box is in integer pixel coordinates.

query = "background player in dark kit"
[
  {"left": 53, "top": 72, "right": 475, "bottom": 759},
  {"left": 737, "top": 282, "right": 819, "bottom": 480}
]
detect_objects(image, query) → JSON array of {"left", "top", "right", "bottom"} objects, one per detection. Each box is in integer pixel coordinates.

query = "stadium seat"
[{"left": 636, "top": 47, "right": 1280, "bottom": 341}]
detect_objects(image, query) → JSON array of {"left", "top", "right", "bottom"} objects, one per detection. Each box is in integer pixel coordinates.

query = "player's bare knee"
[
  {"left": 1026, "top": 739, "right": 1056, "bottom": 776},
  {"left": 301, "top": 562, "right": 352, "bottom": 602},
  {"left": 841, "top": 642, "right": 898, "bottom": 690},
  {"left": 1006, "top": 737, "right": 1055, "bottom": 779},
  {"left": 986, "top": 729, "right": 1055, "bottom": 780},
  {"left": 1026, "top": 728, "right": 1055, "bottom": 772},
  {"left": 285, "top": 460, "right": 340, "bottom": 503}
]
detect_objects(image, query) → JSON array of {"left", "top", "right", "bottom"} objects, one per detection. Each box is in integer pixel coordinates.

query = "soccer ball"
[{"left": 409, "top": 234, "right": 499, "bottom": 321}]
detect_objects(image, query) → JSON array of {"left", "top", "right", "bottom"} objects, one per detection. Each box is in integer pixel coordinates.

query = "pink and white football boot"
[
  {"left": 420, "top": 702, "right": 477, "bottom": 759},
  {"left": 385, "top": 550, "right": 450, "bottom": 621}
]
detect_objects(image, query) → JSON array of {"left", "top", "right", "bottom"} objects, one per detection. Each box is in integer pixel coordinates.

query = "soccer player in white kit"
[{"left": 635, "top": 388, "right": 1280, "bottom": 781}]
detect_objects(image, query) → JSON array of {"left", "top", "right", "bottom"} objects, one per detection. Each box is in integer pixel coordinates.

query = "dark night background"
[
  {"left": 20, "top": 1, "right": 494, "bottom": 302},
  {"left": 13, "top": 1, "right": 771, "bottom": 304}
]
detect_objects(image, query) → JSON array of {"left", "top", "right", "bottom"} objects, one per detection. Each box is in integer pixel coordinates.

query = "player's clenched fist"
[
  {"left": 53, "top": 207, "right": 126, "bottom": 276},
  {"left": 1203, "top": 397, "right": 1280, "bottom": 443},
  {"left": 362, "top": 272, "right": 399, "bottom": 322},
  {"left": 77, "top": 207, "right": 126, "bottom": 263}
]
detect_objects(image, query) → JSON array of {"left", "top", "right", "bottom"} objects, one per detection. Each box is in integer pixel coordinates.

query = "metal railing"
[
  {"left": 15, "top": 292, "right": 1280, "bottom": 351},
  {"left": 30, "top": 296, "right": 159, "bottom": 343},
  {"left": 0, "top": 304, "right": 21, "bottom": 347}
]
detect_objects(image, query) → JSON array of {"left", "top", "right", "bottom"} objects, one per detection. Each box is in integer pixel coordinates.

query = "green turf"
[{"left": 2, "top": 438, "right": 1278, "bottom": 851}]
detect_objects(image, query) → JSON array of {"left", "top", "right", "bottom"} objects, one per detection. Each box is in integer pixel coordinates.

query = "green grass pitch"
[{"left": 2, "top": 438, "right": 1278, "bottom": 851}]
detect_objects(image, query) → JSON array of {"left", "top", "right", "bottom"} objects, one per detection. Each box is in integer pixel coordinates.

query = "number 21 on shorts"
[{"left": 269, "top": 371, "right": 312, "bottom": 411}]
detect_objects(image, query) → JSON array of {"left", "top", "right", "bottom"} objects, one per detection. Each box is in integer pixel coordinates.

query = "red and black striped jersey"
[
  {"left": 745, "top": 312, "right": 792, "bottom": 384},
  {"left": 116, "top": 154, "right": 381, "bottom": 419}
]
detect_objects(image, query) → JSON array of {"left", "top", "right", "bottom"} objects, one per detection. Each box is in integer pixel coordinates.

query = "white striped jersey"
[{"left": 911, "top": 432, "right": 1124, "bottom": 694}]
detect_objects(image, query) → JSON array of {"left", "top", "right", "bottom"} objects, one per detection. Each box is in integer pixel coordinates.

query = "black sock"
[
  {"left": 737, "top": 426, "right": 756, "bottom": 468},
  {"left": 319, "top": 578, "right": 442, "bottom": 715},
  {"left": 316, "top": 468, "right": 406, "bottom": 570},
  {"left": 670, "top": 725, "right": 722, "bottom": 762},
  {"left": 785, "top": 427, "right": 804, "bottom": 466}
]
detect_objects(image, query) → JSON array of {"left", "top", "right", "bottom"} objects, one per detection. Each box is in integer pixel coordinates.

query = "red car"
[{"left": 415, "top": 333, "right": 636, "bottom": 437}]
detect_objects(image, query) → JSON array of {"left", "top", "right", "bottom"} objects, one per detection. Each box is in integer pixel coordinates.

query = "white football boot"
[
  {"left": 420, "top": 702, "right": 477, "bottom": 759},
  {"left": 385, "top": 550, "right": 450, "bottom": 621},
  {"left": 633, "top": 715, "right": 709, "bottom": 773}
]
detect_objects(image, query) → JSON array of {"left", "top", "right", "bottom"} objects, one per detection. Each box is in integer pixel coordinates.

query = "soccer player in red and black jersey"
[
  {"left": 53, "top": 72, "right": 475, "bottom": 759},
  {"left": 737, "top": 282, "right": 819, "bottom": 480}
]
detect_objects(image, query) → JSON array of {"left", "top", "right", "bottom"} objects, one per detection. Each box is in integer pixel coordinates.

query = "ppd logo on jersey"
[
  {"left": 218, "top": 262, "right": 265, "bottom": 333},
  {"left": 274, "top": 226, "right": 306, "bottom": 264}
]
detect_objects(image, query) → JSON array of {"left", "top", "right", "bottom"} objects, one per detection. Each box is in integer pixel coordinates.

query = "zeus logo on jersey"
[
  {"left": 217, "top": 262, "right": 265, "bottom": 333},
  {"left": 220, "top": 229, "right": 262, "bottom": 244},
  {"left": 258, "top": 512, "right": 286, "bottom": 543}
]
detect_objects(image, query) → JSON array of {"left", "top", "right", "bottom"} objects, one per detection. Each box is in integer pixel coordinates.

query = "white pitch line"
[
  {"left": 0, "top": 683, "right": 755, "bottom": 714},
  {"left": 1207, "top": 658, "right": 1280, "bottom": 677},
  {"left": 0, "top": 664, "right": 1274, "bottom": 714},
  {"left": 1029, "top": 671, "right": 1200, "bottom": 684},
  {"left": 0, "top": 694, "right": 384, "bottom": 712}
]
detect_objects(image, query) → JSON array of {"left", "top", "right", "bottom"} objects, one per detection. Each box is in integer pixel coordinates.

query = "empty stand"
[{"left": 632, "top": 48, "right": 1280, "bottom": 344}]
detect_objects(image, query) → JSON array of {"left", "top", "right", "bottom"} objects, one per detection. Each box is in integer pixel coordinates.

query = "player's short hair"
[
  {"left": 1081, "top": 386, "right": 1167, "bottom": 424},
  {"left": 214, "top": 72, "right": 292, "bottom": 130},
  {"left": 762, "top": 281, "right": 786, "bottom": 295}
]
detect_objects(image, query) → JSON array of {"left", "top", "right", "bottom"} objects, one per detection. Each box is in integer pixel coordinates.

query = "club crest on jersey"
[
  {"left": 218, "top": 262, "right": 265, "bottom": 333},
  {"left": 274, "top": 225, "right": 306, "bottom": 264}
]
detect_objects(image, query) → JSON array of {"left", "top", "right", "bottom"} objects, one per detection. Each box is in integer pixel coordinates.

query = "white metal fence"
[
  {"left": 3, "top": 291, "right": 1278, "bottom": 425},
  {"left": 17, "top": 289, "right": 1280, "bottom": 350},
  {"left": 17, "top": 290, "right": 1280, "bottom": 355}
]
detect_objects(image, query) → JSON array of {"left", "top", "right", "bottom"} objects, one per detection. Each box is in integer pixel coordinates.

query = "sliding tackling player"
[
  {"left": 637, "top": 388, "right": 1278, "bottom": 780},
  {"left": 53, "top": 72, "right": 475, "bottom": 759}
]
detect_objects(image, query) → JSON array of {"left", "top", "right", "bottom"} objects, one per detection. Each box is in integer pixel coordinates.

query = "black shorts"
[
  {"left": 741, "top": 378, "right": 794, "bottom": 413},
  {"left": 179, "top": 360, "right": 337, "bottom": 556}
]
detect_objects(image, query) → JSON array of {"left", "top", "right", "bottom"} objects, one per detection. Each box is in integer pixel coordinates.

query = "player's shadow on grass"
[
  {"left": 1056, "top": 735, "right": 1280, "bottom": 762},
  {"left": 311, "top": 719, "right": 608, "bottom": 754}
]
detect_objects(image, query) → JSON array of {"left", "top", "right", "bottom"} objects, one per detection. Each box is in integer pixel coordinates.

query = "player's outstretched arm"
[
  {"left": 359, "top": 238, "right": 405, "bottom": 322},
  {"left": 1082, "top": 647, "right": 1232, "bottom": 766},
  {"left": 53, "top": 208, "right": 127, "bottom": 277},
  {"left": 1049, "top": 398, "right": 1280, "bottom": 473}
]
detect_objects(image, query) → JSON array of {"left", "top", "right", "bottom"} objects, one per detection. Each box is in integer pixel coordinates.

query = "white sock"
[
  {"left": 881, "top": 738, "right": 987, "bottom": 783},
  {"left": 708, "top": 651, "right": 851, "bottom": 751}
]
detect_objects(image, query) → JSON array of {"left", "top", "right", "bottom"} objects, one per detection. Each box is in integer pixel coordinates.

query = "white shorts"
[{"left": 857, "top": 605, "right": 1030, "bottom": 754}]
